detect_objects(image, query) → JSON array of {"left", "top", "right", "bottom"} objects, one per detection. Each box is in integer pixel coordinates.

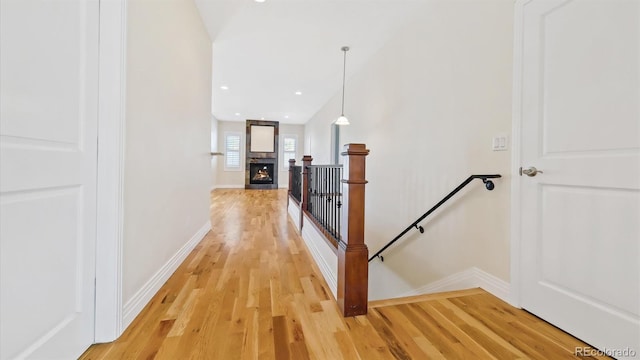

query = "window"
[
  {"left": 224, "top": 132, "right": 242, "bottom": 171},
  {"left": 282, "top": 135, "right": 297, "bottom": 169},
  {"left": 331, "top": 124, "right": 341, "bottom": 164}
]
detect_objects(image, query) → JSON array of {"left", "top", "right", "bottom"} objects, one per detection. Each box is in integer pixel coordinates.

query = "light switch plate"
[{"left": 492, "top": 136, "right": 508, "bottom": 151}]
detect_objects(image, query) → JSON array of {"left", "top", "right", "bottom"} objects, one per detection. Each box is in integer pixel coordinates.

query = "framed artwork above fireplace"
[{"left": 249, "top": 125, "right": 275, "bottom": 152}]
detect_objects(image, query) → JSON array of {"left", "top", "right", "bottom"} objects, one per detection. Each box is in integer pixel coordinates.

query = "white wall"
[
  {"left": 305, "top": 0, "right": 514, "bottom": 300},
  {"left": 123, "top": 0, "right": 212, "bottom": 314},
  {"left": 215, "top": 120, "right": 305, "bottom": 188}
]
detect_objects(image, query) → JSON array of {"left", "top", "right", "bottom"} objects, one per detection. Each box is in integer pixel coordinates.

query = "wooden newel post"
[
  {"left": 338, "top": 143, "right": 369, "bottom": 317},
  {"left": 288, "top": 158, "right": 296, "bottom": 206},
  {"left": 300, "top": 155, "right": 313, "bottom": 229}
]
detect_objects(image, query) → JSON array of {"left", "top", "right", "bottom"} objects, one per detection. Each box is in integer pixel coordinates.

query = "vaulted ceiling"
[{"left": 195, "top": 0, "right": 422, "bottom": 124}]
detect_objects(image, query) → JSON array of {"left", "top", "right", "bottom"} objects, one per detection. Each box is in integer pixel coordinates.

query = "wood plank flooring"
[{"left": 81, "top": 189, "right": 608, "bottom": 359}]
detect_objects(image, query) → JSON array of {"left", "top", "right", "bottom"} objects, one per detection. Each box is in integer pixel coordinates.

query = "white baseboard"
[
  {"left": 300, "top": 214, "right": 337, "bottom": 299},
  {"left": 212, "top": 184, "right": 244, "bottom": 189},
  {"left": 122, "top": 221, "right": 211, "bottom": 328},
  {"left": 399, "top": 267, "right": 511, "bottom": 304},
  {"left": 473, "top": 267, "right": 511, "bottom": 305},
  {"left": 287, "top": 201, "right": 301, "bottom": 230}
]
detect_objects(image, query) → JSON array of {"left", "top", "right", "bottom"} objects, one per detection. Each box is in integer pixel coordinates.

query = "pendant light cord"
[{"left": 341, "top": 47, "right": 348, "bottom": 116}]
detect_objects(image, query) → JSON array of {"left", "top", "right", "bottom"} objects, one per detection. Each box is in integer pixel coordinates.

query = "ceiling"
[{"left": 194, "top": 0, "right": 423, "bottom": 124}]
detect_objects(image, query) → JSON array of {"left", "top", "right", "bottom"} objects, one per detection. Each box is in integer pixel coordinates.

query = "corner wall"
[
  {"left": 305, "top": 0, "right": 514, "bottom": 300},
  {"left": 123, "top": 0, "right": 212, "bottom": 323}
]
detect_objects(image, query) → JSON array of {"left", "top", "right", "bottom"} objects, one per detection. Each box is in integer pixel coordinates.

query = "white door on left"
[{"left": 0, "top": 0, "right": 99, "bottom": 359}]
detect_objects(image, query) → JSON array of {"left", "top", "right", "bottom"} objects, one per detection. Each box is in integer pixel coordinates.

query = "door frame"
[
  {"left": 509, "top": 0, "right": 532, "bottom": 309},
  {"left": 95, "top": 0, "right": 127, "bottom": 342}
]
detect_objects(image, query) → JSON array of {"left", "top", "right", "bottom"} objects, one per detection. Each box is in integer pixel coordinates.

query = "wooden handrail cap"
[
  {"left": 341, "top": 143, "right": 370, "bottom": 156},
  {"left": 341, "top": 179, "right": 368, "bottom": 185}
]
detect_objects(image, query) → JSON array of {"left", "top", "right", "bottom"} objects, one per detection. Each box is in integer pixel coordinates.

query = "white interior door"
[
  {"left": 516, "top": 0, "right": 640, "bottom": 358},
  {"left": 0, "top": 0, "right": 99, "bottom": 358}
]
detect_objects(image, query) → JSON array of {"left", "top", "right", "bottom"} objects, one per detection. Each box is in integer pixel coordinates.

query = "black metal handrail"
[{"left": 369, "top": 174, "right": 501, "bottom": 262}]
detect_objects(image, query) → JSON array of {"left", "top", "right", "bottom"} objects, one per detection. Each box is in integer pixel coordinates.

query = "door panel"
[
  {"left": 540, "top": 185, "right": 639, "bottom": 314},
  {"left": 1, "top": 188, "right": 83, "bottom": 356},
  {"left": 541, "top": 0, "right": 639, "bottom": 154},
  {"left": 518, "top": 0, "right": 640, "bottom": 357},
  {"left": 0, "top": 0, "right": 99, "bottom": 358}
]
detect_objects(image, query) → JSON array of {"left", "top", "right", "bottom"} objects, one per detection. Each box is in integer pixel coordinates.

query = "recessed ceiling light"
[
  {"left": 285, "top": 115, "right": 289, "bottom": 119},
  {"left": 220, "top": 85, "right": 229, "bottom": 90},
  {"left": 261, "top": 117, "right": 265, "bottom": 120},
  {"left": 255, "top": 0, "right": 266, "bottom": 2},
  {"left": 295, "top": 91, "right": 302, "bottom": 95},
  {"left": 235, "top": 113, "right": 241, "bottom": 116}
]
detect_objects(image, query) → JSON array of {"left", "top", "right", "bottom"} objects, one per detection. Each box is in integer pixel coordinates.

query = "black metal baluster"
[
  {"left": 338, "top": 166, "right": 342, "bottom": 240},
  {"left": 310, "top": 166, "right": 315, "bottom": 215},
  {"left": 323, "top": 167, "right": 327, "bottom": 228},
  {"left": 319, "top": 167, "right": 322, "bottom": 222},
  {"left": 318, "top": 167, "right": 321, "bottom": 221},
  {"left": 330, "top": 167, "right": 335, "bottom": 237},
  {"left": 308, "top": 166, "right": 311, "bottom": 213},
  {"left": 336, "top": 166, "right": 340, "bottom": 238},
  {"left": 313, "top": 167, "right": 317, "bottom": 217},
  {"left": 330, "top": 167, "right": 334, "bottom": 237}
]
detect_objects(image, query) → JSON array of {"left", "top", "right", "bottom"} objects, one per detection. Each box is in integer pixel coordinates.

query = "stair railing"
[
  {"left": 287, "top": 144, "right": 370, "bottom": 317},
  {"left": 288, "top": 159, "right": 302, "bottom": 204},
  {"left": 369, "top": 174, "right": 501, "bottom": 262}
]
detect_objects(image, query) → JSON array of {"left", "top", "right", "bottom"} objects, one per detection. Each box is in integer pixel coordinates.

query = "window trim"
[{"left": 223, "top": 131, "right": 243, "bottom": 172}]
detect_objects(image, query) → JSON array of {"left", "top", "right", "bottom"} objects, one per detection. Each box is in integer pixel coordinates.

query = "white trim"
[
  {"left": 300, "top": 214, "right": 337, "bottom": 299},
  {"left": 509, "top": 0, "right": 531, "bottom": 309},
  {"left": 212, "top": 184, "right": 244, "bottom": 189},
  {"left": 399, "top": 268, "right": 477, "bottom": 297},
  {"left": 473, "top": 268, "right": 512, "bottom": 305},
  {"left": 287, "top": 201, "right": 301, "bottom": 230},
  {"left": 122, "top": 222, "right": 211, "bottom": 328},
  {"left": 95, "top": 0, "right": 127, "bottom": 342},
  {"left": 399, "top": 267, "right": 512, "bottom": 305}
]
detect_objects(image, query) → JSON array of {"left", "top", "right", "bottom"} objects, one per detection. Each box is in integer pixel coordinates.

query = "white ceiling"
[{"left": 195, "top": 0, "right": 423, "bottom": 124}]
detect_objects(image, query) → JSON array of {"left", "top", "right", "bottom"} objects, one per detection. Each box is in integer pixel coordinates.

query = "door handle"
[{"left": 520, "top": 166, "right": 543, "bottom": 177}]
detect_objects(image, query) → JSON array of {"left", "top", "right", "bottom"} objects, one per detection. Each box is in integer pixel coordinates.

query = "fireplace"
[
  {"left": 249, "top": 163, "right": 274, "bottom": 184},
  {"left": 245, "top": 158, "right": 278, "bottom": 189},
  {"left": 245, "top": 120, "right": 279, "bottom": 190}
]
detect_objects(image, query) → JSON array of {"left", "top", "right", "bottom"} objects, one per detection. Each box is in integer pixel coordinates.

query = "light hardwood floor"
[{"left": 81, "top": 189, "right": 608, "bottom": 359}]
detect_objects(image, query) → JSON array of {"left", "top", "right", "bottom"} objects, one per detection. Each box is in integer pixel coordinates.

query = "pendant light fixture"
[{"left": 335, "top": 46, "right": 350, "bottom": 125}]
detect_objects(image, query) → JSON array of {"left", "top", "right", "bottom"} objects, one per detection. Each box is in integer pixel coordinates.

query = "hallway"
[{"left": 81, "top": 189, "right": 607, "bottom": 359}]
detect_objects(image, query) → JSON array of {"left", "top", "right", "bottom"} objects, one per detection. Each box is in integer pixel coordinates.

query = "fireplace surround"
[{"left": 245, "top": 120, "right": 278, "bottom": 189}]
